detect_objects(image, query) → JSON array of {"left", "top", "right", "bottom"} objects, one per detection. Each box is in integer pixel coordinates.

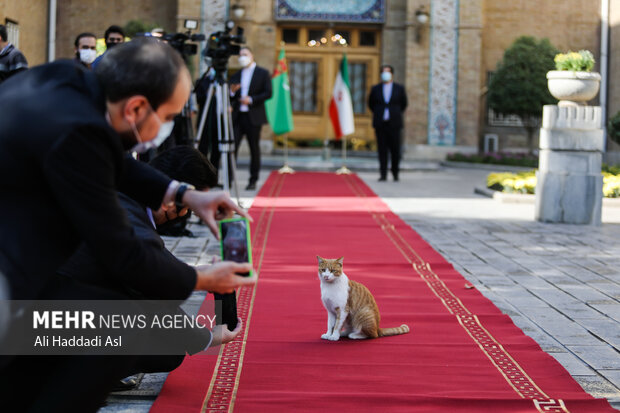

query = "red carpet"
[{"left": 151, "top": 172, "right": 615, "bottom": 413}]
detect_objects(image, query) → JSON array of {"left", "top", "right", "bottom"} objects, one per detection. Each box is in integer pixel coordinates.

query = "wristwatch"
[{"left": 175, "top": 183, "right": 196, "bottom": 210}]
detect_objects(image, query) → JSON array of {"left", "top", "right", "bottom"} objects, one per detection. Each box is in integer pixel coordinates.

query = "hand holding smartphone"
[
  {"left": 219, "top": 217, "right": 252, "bottom": 277},
  {"left": 216, "top": 217, "right": 253, "bottom": 330}
]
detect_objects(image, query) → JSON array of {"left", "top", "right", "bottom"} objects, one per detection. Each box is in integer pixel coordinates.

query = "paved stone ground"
[
  {"left": 360, "top": 166, "right": 620, "bottom": 410},
  {"left": 100, "top": 163, "right": 620, "bottom": 411}
]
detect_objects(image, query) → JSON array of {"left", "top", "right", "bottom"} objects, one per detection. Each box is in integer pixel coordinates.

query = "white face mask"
[
  {"left": 129, "top": 109, "right": 175, "bottom": 154},
  {"left": 381, "top": 71, "right": 392, "bottom": 83},
  {"left": 238, "top": 55, "right": 251, "bottom": 68},
  {"left": 79, "top": 49, "right": 97, "bottom": 65}
]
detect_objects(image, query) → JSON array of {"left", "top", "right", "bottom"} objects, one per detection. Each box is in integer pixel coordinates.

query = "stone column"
[{"left": 535, "top": 105, "right": 604, "bottom": 225}]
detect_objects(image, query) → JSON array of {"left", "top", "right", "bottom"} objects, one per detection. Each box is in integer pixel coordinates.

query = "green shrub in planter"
[
  {"left": 488, "top": 167, "right": 620, "bottom": 198},
  {"left": 487, "top": 170, "right": 537, "bottom": 194}
]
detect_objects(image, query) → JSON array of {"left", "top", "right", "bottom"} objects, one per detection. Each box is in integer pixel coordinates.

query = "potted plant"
[{"left": 547, "top": 50, "right": 601, "bottom": 106}]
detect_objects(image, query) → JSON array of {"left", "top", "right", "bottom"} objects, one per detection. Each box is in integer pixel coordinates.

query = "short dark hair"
[
  {"left": 149, "top": 146, "right": 217, "bottom": 190},
  {"left": 74, "top": 32, "right": 97, "bottom": 48},
  {"left": 104, "top": 25, "right": 124, "bottom": 41},
  {"left": 381, "top": 65, "right": 394, "bottom": 74},
  {"left": 95, "top": 38, "right": 187, "bottom": 110},
  {"left": 0, "top": 25, "right": 7, "bottom": 42}
]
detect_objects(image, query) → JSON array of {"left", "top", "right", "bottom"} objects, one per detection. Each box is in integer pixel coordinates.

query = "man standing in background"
[
  {"left": 230, "top": 47, "right": 272, "bottom": 190},
  {"left": 92, "top": 25, "right": 125, "bottom": 69},
  {"left": 0, "top": 24, "right": 27, "bottom": 83},
  {"left": 368, "top": 65, "right": 408, "bottom": 182},
  {"left": 73, "top": 32, "right": 98, "bottom": 69}
]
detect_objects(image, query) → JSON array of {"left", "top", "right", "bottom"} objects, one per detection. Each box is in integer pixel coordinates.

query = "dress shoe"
[
  {"left": 112, "top": 376, "right": 139, "bottom": 392},
  {"left": 245, "top": 182, "right": 257, "bottom": 190},
  {"left": 378, "top": 177, "right": 387, "bottom": 182},
  {"left": 393, "top": 176, "right": 399, "bottom": 182}
]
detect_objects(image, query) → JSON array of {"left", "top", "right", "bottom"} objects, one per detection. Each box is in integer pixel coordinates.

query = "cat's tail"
[{"left": 378, "top": 324, "right": 410, "bottom": 337}]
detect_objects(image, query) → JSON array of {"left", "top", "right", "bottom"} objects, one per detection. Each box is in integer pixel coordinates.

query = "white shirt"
[
  {"left": 240, "top": 62, "right": 256, "bottom": 112},
  {"left": 382, "top": 82, "right": 393, "bottom": 121}
]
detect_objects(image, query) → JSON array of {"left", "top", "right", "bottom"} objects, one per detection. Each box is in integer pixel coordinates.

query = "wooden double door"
[{"left": 277, "top": 26, "right": 381, "bottom": 144}]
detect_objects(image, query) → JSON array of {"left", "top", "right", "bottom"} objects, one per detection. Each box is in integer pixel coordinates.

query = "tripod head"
[{"left": 204, "top": 20, "right": 245, "bottom": 81}]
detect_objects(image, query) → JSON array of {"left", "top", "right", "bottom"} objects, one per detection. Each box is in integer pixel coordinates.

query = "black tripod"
[{"left": 195, "top": 70, "right": 241, "bottom": 203}]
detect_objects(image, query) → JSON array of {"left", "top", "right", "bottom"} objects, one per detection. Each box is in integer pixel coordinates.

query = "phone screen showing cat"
[{"left": 219, "top": 217, "right": 252, "bottom": 277}]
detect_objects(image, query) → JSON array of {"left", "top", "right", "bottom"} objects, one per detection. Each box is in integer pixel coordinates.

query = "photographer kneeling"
[
  {"left": 0, "top": 38, "right": 255, "bottom": 412},
  {"left": 59, "top": 146, "right": 240, "bottom": 385}
]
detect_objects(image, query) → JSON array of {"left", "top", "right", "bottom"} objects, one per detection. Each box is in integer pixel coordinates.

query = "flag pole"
[
  {"left": 278, "top": 133, "right": 295, "bottom": 174},
  {"left": 336, "top": 134, "right": 351, "bottom": 174},
  {"left": 335, "top": 47, "right": 352, "bottom": 175}
]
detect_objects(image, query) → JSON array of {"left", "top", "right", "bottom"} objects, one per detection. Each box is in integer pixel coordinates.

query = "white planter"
[{"left": 547, "top": 70, "right": 601, "bottom": 106}]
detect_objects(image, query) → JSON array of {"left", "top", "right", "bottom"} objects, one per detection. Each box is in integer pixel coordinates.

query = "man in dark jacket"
[
  {"left": 59, "top": 147, "right": 229, "bottom": 380},
  {"left": 230, "top": 47, "right": 272, "bottom": 190},
  {"left": 0, "top": 38, "right": 253, "bottom": 412},
  {"left": 368, "top": 65, "right": 408, "bottom": 181},
  {"left": 73, "top": 32, "right": 98, "bottom": 70},
  {"left": 92, "top": 25, "right": 125, "bottom": 69},
  {"left": 0, "top": 24, "right": 28, "bottom": 83}
]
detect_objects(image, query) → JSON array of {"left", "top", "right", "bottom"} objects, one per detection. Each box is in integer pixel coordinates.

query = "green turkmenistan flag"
[{"left": 266, "top": 48, "right": 294, "bottom": 135}]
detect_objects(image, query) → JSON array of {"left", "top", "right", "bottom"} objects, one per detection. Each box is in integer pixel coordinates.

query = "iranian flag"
[
  {"left": 265, "top": 48, "right": 294, "bottom": 135},
  {"left": 329, "top": 54, "right": 355, "bottom": 139}
]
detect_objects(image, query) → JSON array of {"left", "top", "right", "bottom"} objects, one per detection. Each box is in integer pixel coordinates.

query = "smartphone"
[
  {"left": 216, "top": 217, "right": 252, "bottom": 331},
  {"left": 219, "top": 217, "right": 252, "bottom": 277}
]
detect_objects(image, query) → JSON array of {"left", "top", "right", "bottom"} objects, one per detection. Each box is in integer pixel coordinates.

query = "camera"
[
  {"left": 204, "top": 20, "right": 245, "bottom": 74},
  {"left": 162, "top": 20, "right": 206, "bottom": 59}
]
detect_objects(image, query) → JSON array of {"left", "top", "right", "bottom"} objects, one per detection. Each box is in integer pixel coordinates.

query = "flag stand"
[
  {"left": 278, "top": 134, "right": 295, "bottom": 174},
  {"left": 336, "top": 135, "right": 352, "bottom": 175}
]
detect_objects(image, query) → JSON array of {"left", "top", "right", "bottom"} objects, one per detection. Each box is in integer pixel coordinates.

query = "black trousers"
[
  {"left": 0, "top": 277, "right": 139, "bottom": 413},
  {"left": 0, "top": 275, "right": 208, "bottom": 413},
  {"left": 234, "top": 112, "right": 262, "bottom": 184},
  {"left": 375, "top": 122, "right": 402, "bottom": 179}
]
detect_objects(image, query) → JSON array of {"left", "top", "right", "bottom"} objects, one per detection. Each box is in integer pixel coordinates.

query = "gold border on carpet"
[
  {"left": 202, "top": 173, "right": 287, "bottom": 412},
  {"left": 342, "top": 174, "right": 570, "bottom": 413}
]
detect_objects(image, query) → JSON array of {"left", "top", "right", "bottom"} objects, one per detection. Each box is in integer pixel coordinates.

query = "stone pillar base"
[
  {"left": 535, "top": 171, "right": 602, "bottom": 225},
  {"left": 535, "top": 105, "right": 603, "bottom": 226}
]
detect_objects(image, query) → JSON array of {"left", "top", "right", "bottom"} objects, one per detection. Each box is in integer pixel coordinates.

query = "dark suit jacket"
[
  {"left": 58, "top": 193, "right": 186, "bottom": 298},
  {"left": 229, "top": 64, "right": 272, "bottom": 126},
  {"left": 368, "top": 82, "right": 408, "bottom": 129},
  {"left": 58, "top": 193, "right": 211, "bottom": 354},
  {"left": 0, "top": 60, "right": 196, "bottom": 300}
]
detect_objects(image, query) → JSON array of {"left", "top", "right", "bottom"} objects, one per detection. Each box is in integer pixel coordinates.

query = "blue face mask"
[{"left": 130, "top": 107, "right": 174, "bottom": 154}]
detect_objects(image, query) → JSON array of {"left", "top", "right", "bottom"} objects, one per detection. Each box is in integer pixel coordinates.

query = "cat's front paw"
[
  {"left": 321, "top": 333, "right": 331, "bottom": 340},
  {"left": 327, "top": 333, "right": 340, "bottom": 341}
]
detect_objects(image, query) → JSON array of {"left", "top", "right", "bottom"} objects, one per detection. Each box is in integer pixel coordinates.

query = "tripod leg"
[
  {"left": 195, "top": 83, "right": 215, "bottom": 150},
  {"left": 215, "top": 84, "right": 230, "bottom": 193},
  {"left": 222, "top": 83, "right": 241, "bottom": 204}
]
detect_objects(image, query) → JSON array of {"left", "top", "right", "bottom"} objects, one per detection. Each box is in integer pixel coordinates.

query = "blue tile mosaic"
[{"left": 275, "top": 0, "right": 385, "bottom": 23}]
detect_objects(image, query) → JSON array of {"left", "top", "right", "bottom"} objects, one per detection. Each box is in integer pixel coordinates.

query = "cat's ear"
[
  {"left": 316, "top": 255, "right": 323, "bottom": 263},
  {"left": 337, "top": 256, "right": 344, "bottom": 264}
]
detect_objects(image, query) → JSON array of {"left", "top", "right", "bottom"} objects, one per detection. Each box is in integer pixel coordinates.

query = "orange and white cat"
[{"left": 317, "top": 255, "right": 409, "bottom": 341}]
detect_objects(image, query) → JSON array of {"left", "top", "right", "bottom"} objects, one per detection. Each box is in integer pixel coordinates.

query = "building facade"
[
  {"left": 0, "top": 0, "right": 49, "bottom": 66},
  {"left": 4, "top": 0, "right": 619, "bottom": 160}
]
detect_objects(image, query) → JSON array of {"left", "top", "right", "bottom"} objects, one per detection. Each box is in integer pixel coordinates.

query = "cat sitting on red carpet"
[{"left": 317, "top": 255, "right": 409, "bottom": 341}]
